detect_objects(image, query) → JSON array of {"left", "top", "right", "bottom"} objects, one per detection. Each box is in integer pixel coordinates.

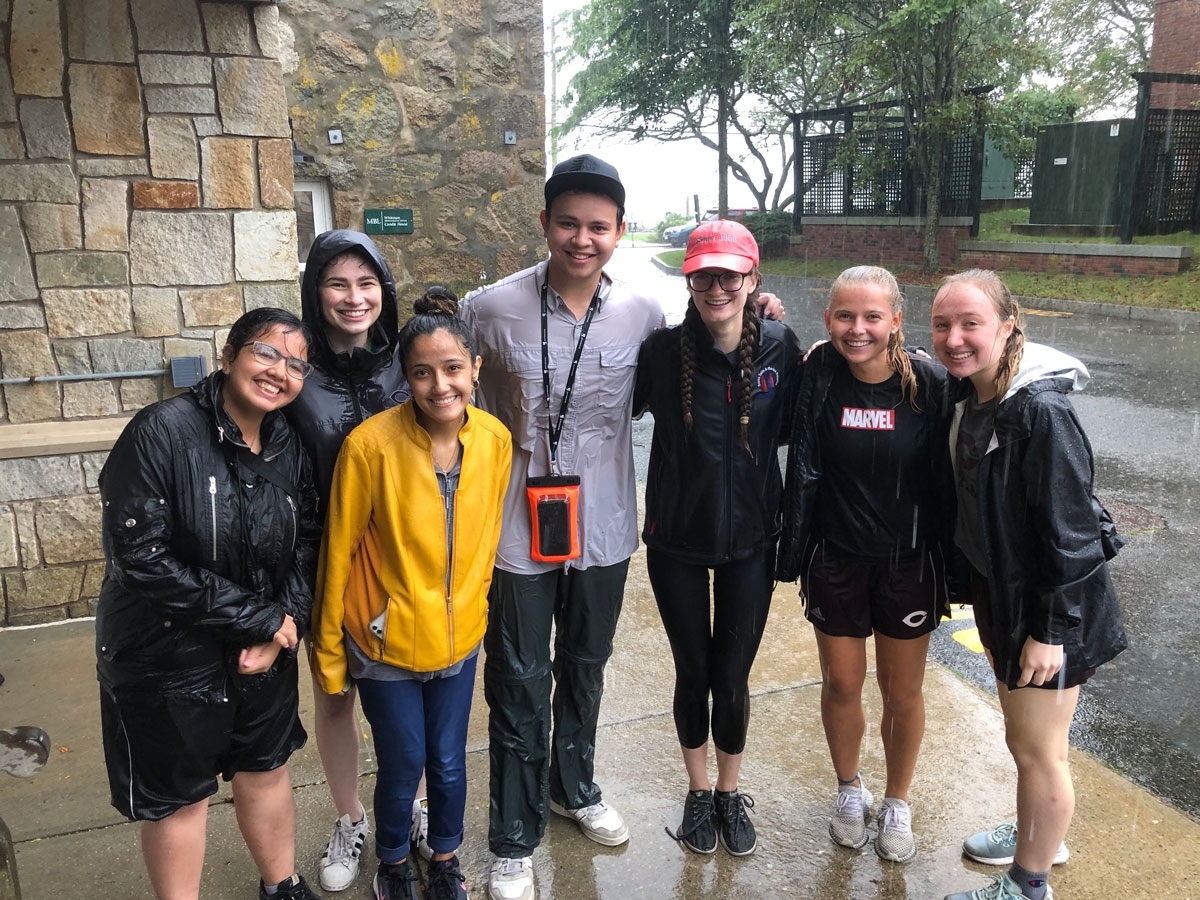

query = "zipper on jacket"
[
  {"left": 208, "top": 476, "right": 218, "bottom": 562},
  {"left": 724, "top": 374, "right": 734, "bottom": 556},
  {"left": 444, "top": 478, "right": 456, "bottom": 669},
  {"left": 286, "top": 494, "right": 297, "bottom": 554}
]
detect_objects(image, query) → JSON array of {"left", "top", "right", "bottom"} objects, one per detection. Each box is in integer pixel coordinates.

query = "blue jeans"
[{"left": 356, "top": 654, "right": 478, "bottom": 864}]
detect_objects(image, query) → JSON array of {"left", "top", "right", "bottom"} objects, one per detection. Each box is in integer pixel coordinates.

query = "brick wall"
[
  {"left": 1150, "top": 0, "right": 1200, "bottom": 108},
  {"left": 790, "top": 221, "right": 972, "bottom": 269},
  {"left": 956, "top": 250, "right": 1189, "bottom": 276}
]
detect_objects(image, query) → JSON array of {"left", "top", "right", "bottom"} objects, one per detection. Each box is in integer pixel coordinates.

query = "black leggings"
[{"left": 646, "top": 545, "right": 775, "bottom": 754}]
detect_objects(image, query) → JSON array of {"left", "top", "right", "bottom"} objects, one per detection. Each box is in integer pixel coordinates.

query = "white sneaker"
[
  {"left": 549, "top": 799, "right": 630, "bottom": 847},
  {"left": 829, "top": 783, "right": 873, "bottom": 850},
  {"left": 488, "top": 855, "right": 535, "bottom": 900},
  {"left": 409, "top": 796, "right": 433, "bottom": 862},
  {"left": 319, "top": 808, "right": 368, "bottom": 892}
]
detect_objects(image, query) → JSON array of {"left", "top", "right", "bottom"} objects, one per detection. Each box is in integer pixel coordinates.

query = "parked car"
[{"left": 664, "top": 209, "right": 758, "bottom": 246}]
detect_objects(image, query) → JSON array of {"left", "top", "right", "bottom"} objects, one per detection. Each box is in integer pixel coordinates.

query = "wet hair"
[
  {"left": 828, "top": 266, "right": 919, "bottom": 410},
  {"left": 221, "top": 307, "right": 310, "bottom": 368},
  {"left": 397, "top": 285, "right": 475, "bottom": 371},
  {"left": 936, "top": 269, "right": 1026, "bottom": 399},
  {"left": 680, "top": 268, "right": 761, "bottom": 451},
  {"left": 318, "top": 247, "right": 378, "bottom": 282}
]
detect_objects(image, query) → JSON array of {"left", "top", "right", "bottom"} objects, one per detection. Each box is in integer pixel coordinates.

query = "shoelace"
[
  {"left": 379, "top": 864, "right": 417, "bottom": 898},
  {"left": 665, "top": 793, "right": 715, "bottom": 845},
  {"left": 879, "top": 803, "right": 911, "bottom": 834},
  {"left": 494, "top": 857, "right": 530, "bottom": 878},
  {"left": 427, "top": 860, "right": 465, "bottom": 900},
  {"left": 323, "top": 820, "right": 358, "bottom": 864},
  {"left": 834, "top": 789, "right": 864, "bottom": 818},
  {"left": 717, "top": 792, "right": 755, "bottom": 842},
  {"left": 988, "top": 821, "right": 1018, "bottom": 847},
  {"left": 971, "top": 873, "right": 1024, "bottom": 900},
  {"left": 576, "top": 801, "right": 611, "bottom": 823}
]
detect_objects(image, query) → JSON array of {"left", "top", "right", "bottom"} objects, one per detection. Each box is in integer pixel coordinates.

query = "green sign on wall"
[{"left": 364, "top": 208, "right": 414, "bottom": 234}]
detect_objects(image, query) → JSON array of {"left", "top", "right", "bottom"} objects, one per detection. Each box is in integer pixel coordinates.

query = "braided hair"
[
  {"left": 937, "top": 269, "right": 1025, "bottom": 400},
  {"left": 828, "top": 265, "right": 919, "bottom": 410},
  {"left": 680, "top": 271, "right": 762, "bottom": 451}
]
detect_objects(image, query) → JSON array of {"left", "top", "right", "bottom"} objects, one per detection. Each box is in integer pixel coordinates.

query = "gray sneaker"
[
  {"left": 962, "top": 821, "right": 1069, "bottom": 866},
  {"left": 874, "top": 797, "right": 916, "bottom": 863},
  {"left": 944, "top": 872, "right": 1055, "bottom": 900},
  {"left": 829, "top": 783, "right": 873, "bottom": 849}
]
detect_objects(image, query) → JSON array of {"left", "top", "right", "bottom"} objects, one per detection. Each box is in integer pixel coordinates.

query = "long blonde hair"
[
  {"left": 936, "top": 269, "right": 1026, "bottom": 400},
  {"left": 828, "top": 265, "right": 918, "bottom": 409}
]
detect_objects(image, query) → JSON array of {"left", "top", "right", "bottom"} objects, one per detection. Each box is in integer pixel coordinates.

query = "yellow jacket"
[{"left": 312, "top": 400, "right": 512, "bottom": 694}]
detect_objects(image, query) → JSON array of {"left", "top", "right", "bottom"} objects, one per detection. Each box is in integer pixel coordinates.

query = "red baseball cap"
[{"left": 682, "top": 219, "right": 759, "bottom": 275}]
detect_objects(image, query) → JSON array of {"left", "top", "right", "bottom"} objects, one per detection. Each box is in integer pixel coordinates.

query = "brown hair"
[
  {"left": 680, "top": 271, "right": 761, "bottom": 451},
  {"left": 828, "top": 266, "right": 918, "bottom": 409},
  {"left": 936, "top": 269, "right": 1026, "bottom": 399}
]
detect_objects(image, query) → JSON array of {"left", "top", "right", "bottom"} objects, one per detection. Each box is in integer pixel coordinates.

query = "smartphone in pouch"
[{"left": 536, "top": 495, "right": 572, "bottom": 558}]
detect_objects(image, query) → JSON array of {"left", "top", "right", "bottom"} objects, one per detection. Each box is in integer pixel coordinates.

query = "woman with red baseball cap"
[{"left": 633, "top": 220, "right": 802, "bottom": 858}]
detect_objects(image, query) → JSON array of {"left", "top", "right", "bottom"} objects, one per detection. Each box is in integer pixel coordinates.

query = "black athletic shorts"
[
  {"left": 800, "top": 539, "right": 939, "bottom": 640},
  {"left": 99, "top": 651, "right": 307, "bottom": 821}
]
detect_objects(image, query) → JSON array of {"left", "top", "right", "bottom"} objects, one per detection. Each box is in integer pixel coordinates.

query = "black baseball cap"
[{"left": 544, "top": 154, "right": 626, "bottom": 218}]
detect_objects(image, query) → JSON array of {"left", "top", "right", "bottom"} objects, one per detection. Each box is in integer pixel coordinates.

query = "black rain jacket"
[
  {"left": 288, "top": 229, "right": 410, "bottom": 510},
  {"left": 947, "top": 344, "right": 1127, "bottom": 689},
  {"left": 633, "top": 316, "right": 802, "bottom": 566},
  {"left": 775, "top": 341, "right": 956, "bottom": 627},
  {"left": 95, "top": 372, "right": 320, "bottom": 697}
]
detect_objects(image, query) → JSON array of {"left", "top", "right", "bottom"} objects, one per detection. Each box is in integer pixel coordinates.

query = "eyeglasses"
[
  {"left": 246, "top": 341, "right": 314, "bottom": 380},
  {"left": 686, "top": 271, "right": 747, "bottom": 292}
]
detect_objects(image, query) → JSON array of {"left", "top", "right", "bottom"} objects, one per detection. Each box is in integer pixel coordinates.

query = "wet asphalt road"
[{"left": 614, "top": 242, "right": 1200, "bottom": 821}]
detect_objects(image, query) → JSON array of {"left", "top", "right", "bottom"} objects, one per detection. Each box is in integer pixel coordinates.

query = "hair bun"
[{"left": 413, "top": 285, "right": 459, "bottom": 318}]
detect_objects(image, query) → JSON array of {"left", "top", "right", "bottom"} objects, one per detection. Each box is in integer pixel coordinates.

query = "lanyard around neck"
[{"left": 540, "top": 277, "right": 602, "bottom": 466}]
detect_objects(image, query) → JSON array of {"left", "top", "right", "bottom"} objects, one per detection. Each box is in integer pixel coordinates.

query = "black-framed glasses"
[
  {"left": 686, "top": 271, "right": 747, "bottom": 292},
  {"left": 247, "top": 341, "right": 314, "bottom": 380}
]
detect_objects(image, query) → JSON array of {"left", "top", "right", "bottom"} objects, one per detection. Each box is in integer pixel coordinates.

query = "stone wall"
[
  {"left": 0, "top": 0, "right": 300, "bottom": 625},
  {"left": 278, "top": 0, "right": 546, "bottom": 304}
]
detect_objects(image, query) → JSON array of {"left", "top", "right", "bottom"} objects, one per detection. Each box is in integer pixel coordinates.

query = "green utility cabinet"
[{"left": 1029, "top": 120, "right": 1134, "bottom": 225}]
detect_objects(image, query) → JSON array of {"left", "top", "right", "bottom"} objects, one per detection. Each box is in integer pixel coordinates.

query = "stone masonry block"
[
  {"left": 0, "top": 329, "right": 56, "bottom": 378},
  {"left": 131, "top": 286, "right": 179, "bottom": 337},
  {"left": 130, "top": 0, "right": 204, "bottom": 52},
  {"left": 0, "top": 123, "right": 22, "bottom": 159},
  {"left": 132, "top": 181, "right": 201, "bottom": 209},
  {"left": 62, "top": 380, "right": 121, "bottom": 418},
  {"left": 0, "top": 456, "right": 83, "bottom": 503},
  {"left": 42, "top": 288, "right": 133, "bottom": 338},
  {"left": 148, "top": 117, "right": 200, "bottom": 180},
  {"left": 258, "top": 139, "right": 294, "bottom": 209},
  {"left": 0, "top": 303, "right": 45, "bottom": 329},
  {"left": 146, "top": 86, "right": 217, "bottom": 116},
  {"left": 214, "top": 57, "right": 289, "bottom": 137},
  {"left": 0, "top": 162, "right": 80, "bottom": 203},
  {"left": 120, "top": 377, "right": 160, "bottom": 412},
  {"left": 76, "top": 158, "right": 149, "bottom": 177},
  {"left": 180, "top": 285, "right": 242, "bottom": 327},
  {"left": 88, "top": 337, "right": 163, "bottom": 374},
  {"left": 0, "top": 205, "right": 38, "bottom": 301},
  {"left": 202, "top": 3, "right": 255, "bottom": 55},
  {"left": 53, "top": 342, "right": 92, "bottom": 375},
  {"left": 0, "top": 507, "right": 18, "bottom": 568},
  {"left": 22, "top": 203, "right": 82, "bottom": 252},
  {"left": 83, "top": 453, "right": 109, "bottom": 491},
  {"left": 82, "top": 178, "right": 130, "bottom": 250},
  {"left": 4, "top": 567, "right": 85, "bottom": 615},
  {"left": 139, "top": 54, "right": 213, "bottom": 86},
  {"left": 234, "top": 211, "right": 298, "bottom": 282},
  {"left": 65, "top": 0, "right": 135, "bottom": 63},
  {"left": 194, "top": 116, "right": 222, "bottom": 137},
  {"left": 243, "top": 282, "right": 300, "bottom": 315},
  {"left": 70, "top": 65, "right": 145, "bottom": 156},
  {"left": 130, "top": 211, "right": 232, "bottom": 286},
  {"left": 13, "top": 502, "right": 36, "bottom": 567},
  {"left": 10, "top": 0, "right": 65, "bottom": 97},
  {"left": 19, "top": 99, "right": 72, "bottom": 159},
  {"left": 35, "top": 251, "right": 129, "bottom": 287},
  {"left": 0, "top": 67, "right": 16, "bottom": 122},
  {"left": 253, "top": 4, "right": 298, "bottom": 70},
  {"left": 163, "top": 338, "right": 214, "bottom": 377},
  {"left": 201, "top": 137, "right": 255, "bottom": 208}
]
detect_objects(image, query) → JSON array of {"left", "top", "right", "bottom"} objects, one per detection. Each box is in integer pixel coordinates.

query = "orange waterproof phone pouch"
[{"left": 526, "top": 475, "right": 581, "bottom": 563}]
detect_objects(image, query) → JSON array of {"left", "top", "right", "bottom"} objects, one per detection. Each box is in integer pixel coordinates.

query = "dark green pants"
[{"left": 484, "top": 560, "right": 629, "bottom": 857}]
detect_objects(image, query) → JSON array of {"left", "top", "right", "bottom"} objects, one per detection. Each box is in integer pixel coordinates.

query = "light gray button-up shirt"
[{"left": 461, "top": 260, "right": 666, "bottom": 574}]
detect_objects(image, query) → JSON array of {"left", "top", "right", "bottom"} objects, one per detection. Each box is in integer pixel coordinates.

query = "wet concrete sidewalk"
[{"left": 3, "top": 550, "right": 1198, "bottom": 900}]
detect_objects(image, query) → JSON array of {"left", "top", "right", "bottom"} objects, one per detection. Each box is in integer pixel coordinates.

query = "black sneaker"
[
  {"left": 426, "top": 854, "right": 469, "bottom": 900},
  {"left": 665, "top": 788, "right": 717, "bottom": 854},
  {"left": 258, "top": 874, "right": 318, "bottom": 900},
  {"left": 714, "top": 789, "right": 757, "bottom": 856},
  {"left": 373, "top": 860, "right": 418, "bottom": 900}
]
